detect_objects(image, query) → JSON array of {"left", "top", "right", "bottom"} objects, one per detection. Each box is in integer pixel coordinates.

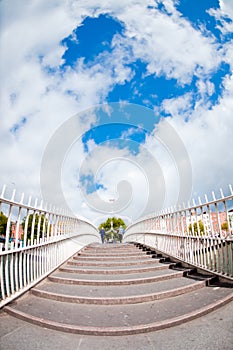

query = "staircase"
[{"left": 4, "top": 243, "right": 233, "bottom": 336}]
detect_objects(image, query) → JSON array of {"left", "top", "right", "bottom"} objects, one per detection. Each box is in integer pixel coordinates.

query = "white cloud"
[
  {"left": 163, "top": 72, "right": 233, "bottom": 200},
  {"left": 0, "top": 0, "right": 133, "bottom": 203},
  {"left": 61, "top": 140, "right": 150, "bottom": 223},
  {"left": 61, "top": 138, "right": 172, "bottom": 223},
  {"left": 114, "top": 4, "right": 220, "bottom": 85},
  {"left": 209, "top": 0, "right": 233, "bottom": 34},
  {"left": 196, "top": 79, "right": 215, "bottom": 97},
  {"left": 220, "top": 0, "right": 233, "bottom": 18},
  {"left": 0, "top": 0, "right": 233, "bottom": 225},
  {"left": 160, "top": 93, "right": 193, "bottom": 118}
]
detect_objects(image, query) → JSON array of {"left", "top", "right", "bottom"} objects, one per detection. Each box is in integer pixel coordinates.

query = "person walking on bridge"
[
  {"left": 100, "top": 227, "right": 106, "bottom": 244},
  {"left": 118, "top": 225, "right": 124, "bottom": 243}
]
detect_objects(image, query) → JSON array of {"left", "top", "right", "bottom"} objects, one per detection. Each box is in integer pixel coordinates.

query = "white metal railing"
[
  {"left": 124, "top": 185, "right": 233, "bottom": 279},
  {"left": 0, "top": 185, "right": 100, "bottom": 307}
]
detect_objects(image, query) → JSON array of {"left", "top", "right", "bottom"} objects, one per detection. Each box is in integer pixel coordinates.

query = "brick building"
[{"left": 11, "top": 223, "right": 24, "bottom": 240}]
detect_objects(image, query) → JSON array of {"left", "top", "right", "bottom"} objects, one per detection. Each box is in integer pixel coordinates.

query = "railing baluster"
[
  {"left": 124, "top": 184, "right": 233, "bottom": 279},
  {"left": 4, "top": 254, "right": 10, "bottom": 297},
  {"left": 19, "top": 249, "right": 23, "bottom": 290},
  {"left": 0, "top": 189, "right": 100, "bottom": 308}
]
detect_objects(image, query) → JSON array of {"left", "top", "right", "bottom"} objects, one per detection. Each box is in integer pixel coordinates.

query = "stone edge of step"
[
  {"left": 30, "top": 279, "right": 207, "bottom": 305},
  {"left": 67, "top": 259, "right": 160, "bottom": 267},
  {"left": 58, "top": 264, "right": 174, "bottom": 275},
  {"left": 48, "top": 270, "right": 186, "bottom": 286},
  {"left": 78, "top": 252, "right": 145, "bottom": 257},
  {"left": 73, "top": 255, "right": 152, "bottom": 261},
  {"left": 4, "top": 293, "right": 233, "bottom": 336}
]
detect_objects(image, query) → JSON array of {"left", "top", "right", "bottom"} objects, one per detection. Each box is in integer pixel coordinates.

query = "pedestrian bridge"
[{"left": 0, "top": 184, "right": 233, "bottom": 348}]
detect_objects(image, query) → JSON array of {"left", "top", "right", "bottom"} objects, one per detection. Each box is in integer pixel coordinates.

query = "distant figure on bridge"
[
  {"left": 100, "top": 227, "right": 106, "bottom": 244},
  {"left": 118, "top": 225, "right": 124, "bottom": 243}
]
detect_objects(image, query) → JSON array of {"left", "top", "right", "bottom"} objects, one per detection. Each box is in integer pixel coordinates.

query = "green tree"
[
  {"left": 221, "top": 222, "right": 228, "bottom": 231},
  {"left": 98, "top": 217, "right": 126, "bottom": 231},
  {"left": 98, "top": 217, "right": 126, "bottom": 242},
  {"left": 0, "top": 212, "right": 8, "bottom": 236},
  {"left": 22, "top": 213, "right": 47, "bottom": 242},
  {"left": 189, "top": 220, "right": 204, "bottom": 235}
]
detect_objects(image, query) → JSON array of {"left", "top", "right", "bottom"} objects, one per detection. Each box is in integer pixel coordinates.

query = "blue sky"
[
  {"left": 0, "top": 0, "right": 233, "bottom": 223},
  {"left": 58, "top": 2, "right": 232, "bottom": 147},
  {"left": 60, "top": 4, "right": 232, "bottom": 110},
  {"left": 60, "top": 1, "right": 232, "bottom": 202}
]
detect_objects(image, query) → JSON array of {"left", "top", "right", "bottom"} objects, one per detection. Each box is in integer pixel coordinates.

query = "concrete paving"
[
  {"left": 1, "top": 301, "right": 233, "bottom": 350},
  {"left": 52, "top": 266, "right": 182, "bottom": 281},
  {"left": 34, "top": 275, "right": 200, "bottom": 298},
  {"left": 1, "top": 243, "right": 233, "bottom": 348},
  {"left": 5, "top": 286, "right": 232, "bottom": 328}
]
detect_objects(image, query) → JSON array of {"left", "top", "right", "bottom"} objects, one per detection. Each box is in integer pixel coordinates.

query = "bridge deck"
[
  {"left": 1, "top": 300, "right": 233, "bottom": 350},
  {"left": 1, "top": 243, "right": 233, "bottom": 349}
]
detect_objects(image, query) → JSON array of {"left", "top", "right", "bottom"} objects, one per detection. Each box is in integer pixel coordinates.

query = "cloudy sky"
[{"left": 1, "top": 0, "right": 233, "bottom": 225}]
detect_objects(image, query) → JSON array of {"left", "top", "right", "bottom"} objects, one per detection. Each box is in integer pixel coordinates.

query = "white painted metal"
[
  {"left": 0, "top": 185, "right": 100, "bottom": 308},
  {"left": 124, "top": 185, "right": 233, "bottom": 279}
]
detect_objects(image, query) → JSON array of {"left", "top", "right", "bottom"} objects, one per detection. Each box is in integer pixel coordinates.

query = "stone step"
[
  {"left": 31, "top": 276, "right": 209, "bottom": 305},
  {"left": 67, "top": 257, "right": 160, "bottom": 267},
  {"left": 72, "top": 254, "right": 152, "bottom": 261},
  {"left": 77, "top": 251, "right": 145, "bottom": 257},
  {"left": 84, "top": 244, "right": 134, "bottom": 251},
  {"left": 3, "top": 242, "right": 233, "bottom": 337},
  {"left": 5, "top": 286, "right": 233, "bottom": 335},
  {"left": 48, "top": 268, "right": 187, "bottom": 285},
  {"left": 59, "top": 263, "right": 173, "bottom": 275}
]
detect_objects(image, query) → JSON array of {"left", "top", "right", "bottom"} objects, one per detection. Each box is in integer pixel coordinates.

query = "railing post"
[
  {"left": 0, "top": 187, "right": 100, "bottom": 308},
  {"left": 124, "top": 184, "right": 233, "bottom": 279}
]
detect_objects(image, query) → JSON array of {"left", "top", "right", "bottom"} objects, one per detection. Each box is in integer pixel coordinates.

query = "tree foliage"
[
  {"left": 98, "top": 217, "right": 126, "bottom": 242},
  {"left": 22, "top": 213, "right": 47, "bottom": 242},
  {"left": 0, "top": 212, "right": 8, "bottom": 236},
  {"left": 98, "top": 217, "right": 126, "bottom": 231},
  {"left": 221, "top": 222, "right": 228, "bottom": 231},
  {"left": 188, "top": 220, "right": 204, "bottom": 235}
]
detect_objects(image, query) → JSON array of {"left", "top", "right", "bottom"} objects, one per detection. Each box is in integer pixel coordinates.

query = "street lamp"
[
  {"left": 109, "top": 197, "right": 115, "bottom": 218},
  {"left": 109, "top": 198, "right": 115, "bottom": 242}
]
